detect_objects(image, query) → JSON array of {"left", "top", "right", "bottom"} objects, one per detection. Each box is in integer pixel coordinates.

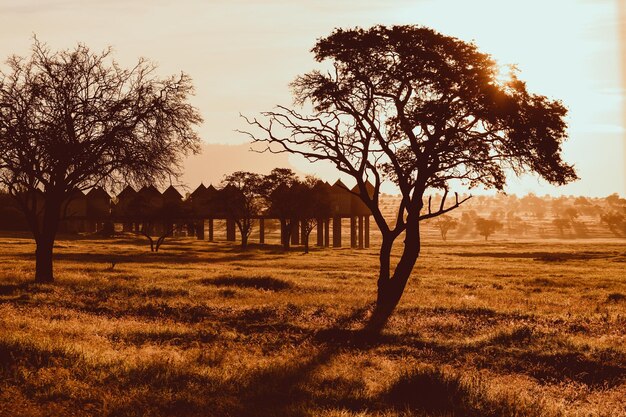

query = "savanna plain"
[{"left": 0, "top": 230, "right": 625, "bottom": 417}]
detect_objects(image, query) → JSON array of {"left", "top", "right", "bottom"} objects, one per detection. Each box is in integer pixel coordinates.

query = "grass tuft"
[
  {"left": 606, "top": 292, "right": 625, "bottom": 303},
  {"left": 202, "top": 275, "right": 294, "bottom": 291}
]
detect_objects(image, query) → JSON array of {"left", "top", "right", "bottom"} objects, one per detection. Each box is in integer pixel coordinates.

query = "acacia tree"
[
  {"left": 0, "top": 40, "right": 202, "bottom": 282},
  {"left": 243, "top": 25, "right": 577, "bottom": 332}
]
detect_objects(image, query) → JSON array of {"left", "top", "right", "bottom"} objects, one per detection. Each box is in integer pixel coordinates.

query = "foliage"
[
  {"left": 220, "top": 171, "right": 265, "bottom": 249},
  {"left": 244, "top": 24, "right": 577, "bottom": 329},
  {"left": 475, "top": 217, "right": 502, "bottom": 241},
  {"left": 263, "top": 169, "right": 330, "bottom": 252}
]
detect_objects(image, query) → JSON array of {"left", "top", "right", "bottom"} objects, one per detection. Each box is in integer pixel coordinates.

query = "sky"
[{"left": 0, "top": 0, "right": 624, "bottom": 197}]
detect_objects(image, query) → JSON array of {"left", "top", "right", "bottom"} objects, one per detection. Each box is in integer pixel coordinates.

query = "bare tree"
[
  {"left": 242, "top": 25, "right": 577, "bottom": 333},
  {"left": 0, "top": 39, "right": 202, "bottom": 282}
]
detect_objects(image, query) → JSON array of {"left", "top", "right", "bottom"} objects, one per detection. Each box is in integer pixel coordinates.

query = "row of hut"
[{"left": 58, "top": 180, "right": 372, "bottom": 249}]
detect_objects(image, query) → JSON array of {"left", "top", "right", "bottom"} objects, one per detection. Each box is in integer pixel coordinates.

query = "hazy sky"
[{"left": 0, "top": 0, "right": 624, "bottom": 196}]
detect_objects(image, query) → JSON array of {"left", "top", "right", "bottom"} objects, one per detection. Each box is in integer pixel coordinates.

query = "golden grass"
[{"left": 0, "top": 232, "right": 624, "bottom": 416}]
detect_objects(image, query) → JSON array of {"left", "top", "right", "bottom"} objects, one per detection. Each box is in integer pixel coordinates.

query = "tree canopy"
[{"left": 244, "top": 25, "right": 578, "bottom": 332}]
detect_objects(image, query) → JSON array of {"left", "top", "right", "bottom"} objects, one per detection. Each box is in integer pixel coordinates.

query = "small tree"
[
  {"left": 475, "top": 217, "right": 502, "bottom": 241},
  {"left": 220, "top": 172, "right": 265, "bottom": 249},
  {"left": 552, "top": 217, "right": 571, "bottom": 237},
  {"left": 296, "top": 177, "right": 331, "bottom": 253},
  {"left": 244, "top": 25, "right": 577, "bottom": 332},
  {"left": 262, "top": 168, "right": 300, "bottom": 250},
  {"left": 0, "top": 40, "right": 201, "bottom": 282},
  {"left": 434, "top": 215, "right": 457, "bottom": 241}
]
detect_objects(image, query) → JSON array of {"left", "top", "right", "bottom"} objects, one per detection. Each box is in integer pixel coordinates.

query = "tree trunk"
[
  {"left": 303, "top": 231, "right": 310, "bottom": 254},
  {"left": 140, "top": 227, "right": 155, "bottom": 252},
  {"left": 155, "top": 226, "right": 176, "bottom": 252},
  {"left": 240, "top": 222, "right": 249, "bottom": 249},
  {"left": 34, "top": 196, "right": 62, "bottom": 283},
  {"left": 366, "top": 221, "right": 421, "bottom": 335},
  {"left": 281, "top": 219, "right": 291, "bottom": 250},
  {"left": 35, "top": 236, "right": 54, "bottom": 283}
]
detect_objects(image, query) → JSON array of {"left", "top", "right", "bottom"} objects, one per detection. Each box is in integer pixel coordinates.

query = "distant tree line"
[
  {"left": 219, "top": 168, "right": 331, "bottom": 252},
  {"left": 420, "top": 192, "right": 626, "bottom": 241},
  {"left": 0, "top": 167, "right": 334, "bottom": 253}
]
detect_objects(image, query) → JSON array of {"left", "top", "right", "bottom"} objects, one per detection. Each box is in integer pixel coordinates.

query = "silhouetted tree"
[
  {"left": 0, "top": 40, "right": 201, "bottom": 282},
  {"left": 297, "top": 177, "right": 332, "bottom": 253},
  {"left": 138, "top": 222, "right": 180, "bottom": 252},
  {"left": 243, "top": 25, "right": 577, "bottom": 332},
  {"left": 560, "top": 205, "right": 590, "bottom": 237},
  {"left": 475, "top": 217, "right": 502, "bottom": 241},
  {"left": 262, "top": 170, "right": 331, "bottom": 252},
  {"left": 262, "top": 168, "right": 300, "bottom": 250},
  {"left": 220, "top": 172, "right": 264, "bottom": 249},
  {"left": 573, "top": 196, "right": 596, "bottom": 217},
  {"left": 434, "top": 215, "right": 457, "bottom": 241},
  {"left": 134, "top": 204, "right": 183, "bottom": 253},
  {"left": 0, "top": 191, "right": 29, "bottom": 230}
]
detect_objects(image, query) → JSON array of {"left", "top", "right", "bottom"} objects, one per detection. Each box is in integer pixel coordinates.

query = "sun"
[{"left": 494, "top": 63, "right": 518, "bottom": 87}]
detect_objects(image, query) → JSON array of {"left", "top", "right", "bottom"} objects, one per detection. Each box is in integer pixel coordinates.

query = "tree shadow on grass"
[
  {"left": 200, "top": 275, "right": 294, "bottom": 291},
  {"left": 224, "top": 325, "right": 553, "bottom": 417},
  {"left": 221, "top": 306, "right": 523, "bottom": 417},
  {"left": 227, "top": 305, "right": 372, "bottom": 417}
]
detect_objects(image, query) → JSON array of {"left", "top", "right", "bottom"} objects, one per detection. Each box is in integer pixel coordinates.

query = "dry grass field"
[{"left": 0, "top": 232, "right": 625, "bottom": 417}]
